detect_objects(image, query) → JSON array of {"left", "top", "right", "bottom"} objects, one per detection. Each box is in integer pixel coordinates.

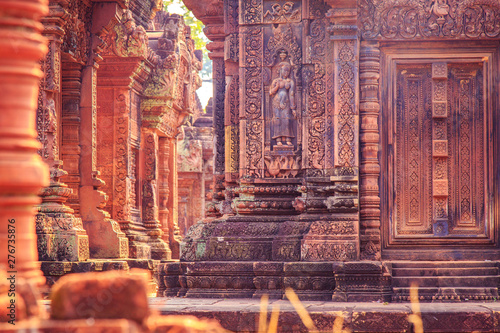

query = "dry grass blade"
[
  {"left": 268, "top": 304, "right": 280, "bottom": 333},
  {"left": 285, "top": 288, "right": 318, "bottom": 332},
  {"left": 259, "top": 294, "right": 269, "bottom": 333},
  {"left": 408, "top": 283, "right": 423, "bottom": 333},
  {"left": 332, "top": 314, "right": 351, "bottom": 333}
]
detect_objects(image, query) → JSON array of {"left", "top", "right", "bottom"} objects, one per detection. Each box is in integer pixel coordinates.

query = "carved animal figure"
[
  {"left": 265, "top": 157, "right": 281, "bottom": 178},
  {"left": 431, "top": 0, "right": 449, "bottom": 19}
]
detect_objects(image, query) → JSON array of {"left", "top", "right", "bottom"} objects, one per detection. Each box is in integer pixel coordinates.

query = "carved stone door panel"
[{"left": 383, "top": 56, "right": 498, "bottom": 255}]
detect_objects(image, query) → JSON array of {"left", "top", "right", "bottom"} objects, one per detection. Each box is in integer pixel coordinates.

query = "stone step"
[
  {"left": 392, "top": 267, "right": 499, "bottom": 277},
  {"left": 392, "top": 287, "right": 499, "bottom": 302},
  {"left": 390, "top": 261, "right": 498, "bottom": 269},
  {"left": 392, "top": 276, "right": 499, "bottom": 288}
]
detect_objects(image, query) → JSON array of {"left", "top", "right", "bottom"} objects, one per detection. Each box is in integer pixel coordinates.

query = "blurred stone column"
[{"left": 0, "top": 0, "right": 49, "bottom": 285}]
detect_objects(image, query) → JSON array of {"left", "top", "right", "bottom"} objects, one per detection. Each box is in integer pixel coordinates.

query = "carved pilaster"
[
  {"left": 208, "top": 56, "right": 226, "bottom": 216},
  {"left": 159, "top": 137, "right": 181, "bottom": 258},
  {"left": 60, "top": 60, "right": 83, "bottom": 215},
  {"left": 359, "top": 41, "right": 381, "bottom": 260},
  {"left": 79, "top": 62, "right": 129, "bottom": 259},
  {"left": 182, "top": 0, "right": 226, "bottom": 216},
  {"left": 224, "top": 0, "right": 240, "bottom": 190},
  {"left": 142, "top": 130, "right": 171, "bottom": 260},
  {"left": 159, "top": 137, "right": 171, "bottom": 246}
]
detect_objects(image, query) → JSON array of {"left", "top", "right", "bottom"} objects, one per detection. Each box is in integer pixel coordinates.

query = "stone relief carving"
[
  {"left": 263, "top": 2, "right": 301, "bottom": 23},
  {"left": 100, "top": 10, "right": 149, "bottom": 58},
  {"left": 359, "top": 0, "right": 500, "bottom": 39},
  {"left": 270, "top": 57, "right": 296, "bottom": 147},
  {"left": 264, "top": 24, "right": 301, "bottom": 67}
]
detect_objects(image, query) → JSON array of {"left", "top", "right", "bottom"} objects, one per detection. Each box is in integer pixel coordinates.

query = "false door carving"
[{"left": 386, "top": 59, "right": 496, "bottom": 249}]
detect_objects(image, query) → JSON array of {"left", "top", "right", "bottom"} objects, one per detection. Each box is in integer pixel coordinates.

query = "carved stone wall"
[
  {"left": 359, "top": 0, "right": 500, "bottom": 261},
  {"left": 35, "top": 1, "right": 202, "bottom": 272},
  {"left": 177, "top": 109, "right": 214, "bottom": 236},
  {"left": 176, "top": 0, "right": 360, "bottom": 265},
  {"left": 159, "top": 0, "right": 500, "bottom": 302},
  {"left": 94, "top": 9, "right": 202, "bottom": 260}
]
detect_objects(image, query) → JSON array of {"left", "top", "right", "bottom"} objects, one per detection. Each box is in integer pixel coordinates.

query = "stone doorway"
[{"left": 380, "top": 43, "right": 500, "bottom": 260}]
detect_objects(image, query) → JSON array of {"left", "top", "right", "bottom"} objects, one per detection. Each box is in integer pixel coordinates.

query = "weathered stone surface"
[
  {"left": 0, "top": 319, "right": 141, "bottom": 333},
  {"left": 147, "top": 315, "right": 227, "bottom": 333},
  {"left": 50, "top": 270, "right": 150, "bottom": 324}
]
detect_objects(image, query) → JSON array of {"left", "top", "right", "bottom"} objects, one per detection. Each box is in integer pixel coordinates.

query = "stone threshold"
[{"left": 149, "top": 297, "right": 500, "bottom": 332}]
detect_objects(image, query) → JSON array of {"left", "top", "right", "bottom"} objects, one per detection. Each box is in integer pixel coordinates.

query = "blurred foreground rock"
[{"left": 0, "top": 269, "right": 227, "bottom": 333}]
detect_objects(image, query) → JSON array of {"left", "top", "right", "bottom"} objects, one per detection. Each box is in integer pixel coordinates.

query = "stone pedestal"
[{"left": 36, "top": 161, "right": 89, "bottom": 262}]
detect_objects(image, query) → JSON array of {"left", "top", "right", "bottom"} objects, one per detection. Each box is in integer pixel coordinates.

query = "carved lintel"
[{"left": 359, "top": 0, "right": 500, "bottom": 40}]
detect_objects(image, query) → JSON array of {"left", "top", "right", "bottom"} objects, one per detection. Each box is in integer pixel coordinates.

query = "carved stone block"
[
  {"left": 432, "top": 101, "right": 448, "bottom": 118},
  {"left": 432, "top": 140, "right": 448, "bottom": 157}
]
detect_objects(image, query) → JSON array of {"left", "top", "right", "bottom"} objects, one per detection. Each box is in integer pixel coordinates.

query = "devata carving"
[
  {"left": 359, "top": 0, "right": 500, "bottom": 39},
  {"left": 270, "top": 57, "right": 296, "bottom": 147}
]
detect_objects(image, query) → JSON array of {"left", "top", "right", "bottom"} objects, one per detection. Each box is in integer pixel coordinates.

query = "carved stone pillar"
[
  {"left": 359, "top": 41, "right": 381, "bottom": 260},
  {"left": 0, "top": 0, "right": 49, "bottom": 285},
  {"left": 96, "top": 8, "right": 154, "bottom": 259},
  {"left": 141, "top": 12, "right": 202, "bottom": 259},
  {"left": 159, "top": 137, "right": 179, "bottom": 258},
  {"left": 79, "top": 62, "right": 129, "bottom": 259},
  {"left": 142, "top": 129, "right": 171, "bottom": 260},
  {"left": 195, "top": 5, "right": 226, "bottom": 217},
  {"left": 60, "top": 59, "right": 83, "bottom": 215},
  {"left": 36, "top": 0, "right": 90, "bottom": 262},
  {"left": 209, "top": 56, "right": 226, "bottom": 216}
]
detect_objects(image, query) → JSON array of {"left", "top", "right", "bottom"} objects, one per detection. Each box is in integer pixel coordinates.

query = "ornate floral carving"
[
  {"left": 37, "top": 90, "right": 58, "bottom": 160},
  {"left": 62, "top": 0, "right": 91, "bottom": 63},
  {"left": 241, "top": 0, "right": 263, "bottom": 24},
  {"left": 301, "top": 242, "right": 357, "bottom": 261},
  {"left": 246, "top": 120, "right": 263, "bottom": 177},
  {"left": 114, "top": 112, "right": 130, "bottom": 224},
  {"left": 336, "top": 40, "right": 356, "bottom": 174},
  {"left": 304, "top": 64, "right": 326, "bottom": 172},
  {"left": 359, "top": 0, "right": 500, "bottom": 40}
]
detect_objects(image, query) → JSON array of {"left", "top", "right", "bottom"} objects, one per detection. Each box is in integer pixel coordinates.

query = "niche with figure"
[{"left": 263, "top": 42, "right": 302, "bottom": 179}]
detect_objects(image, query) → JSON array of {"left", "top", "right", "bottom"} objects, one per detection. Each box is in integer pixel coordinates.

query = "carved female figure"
[{"left": 270, "top": 61, "right": 296, "bottom": 146}]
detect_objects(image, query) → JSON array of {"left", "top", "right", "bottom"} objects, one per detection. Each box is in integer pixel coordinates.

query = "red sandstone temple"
[{"left": 2, "top": 1, "right": 500, "bottom": 326}]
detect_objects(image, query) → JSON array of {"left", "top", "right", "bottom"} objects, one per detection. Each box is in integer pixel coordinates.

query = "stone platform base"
[
  {"left": 159, "top": 261, "right": 392, "bottom": 302},
  {"left": 160, "top": 260, "right": 500, "bottom": 303},
  {"left": 150, "top": 297, "right": 500, "bottom": 332},
  {"left": 40, "top": 259, "right": 162, "bottom": 296}
]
